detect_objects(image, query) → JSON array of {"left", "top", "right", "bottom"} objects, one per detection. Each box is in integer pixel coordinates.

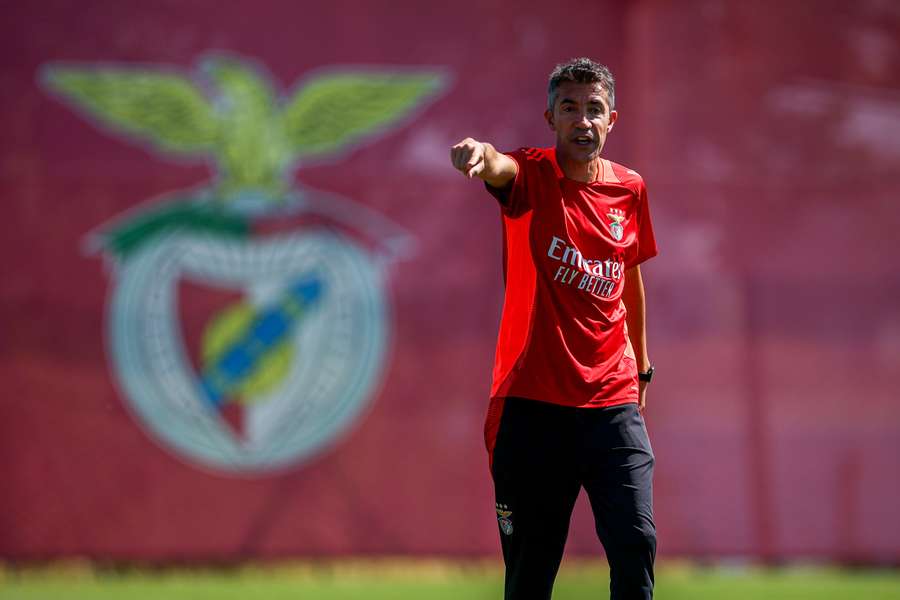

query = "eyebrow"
[{"left": 559, "top": 97, "right": 606, "bottom": 105}]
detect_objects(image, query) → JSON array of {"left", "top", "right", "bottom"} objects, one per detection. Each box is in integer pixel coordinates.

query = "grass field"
[{"left": 2, "top": 560, "right": 899, "bottom": 599}]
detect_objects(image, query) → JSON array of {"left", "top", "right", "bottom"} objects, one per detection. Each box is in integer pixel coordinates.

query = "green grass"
[{"left": 1, "top": 560, "right": 898, "bottom": 600}]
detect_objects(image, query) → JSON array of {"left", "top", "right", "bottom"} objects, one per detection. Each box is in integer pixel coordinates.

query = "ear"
[
  {"left": 607, "top": 110, "right": 618, "bottom": 132},
  {"left": 544, "top": 108, "right": 555, "bottom": 131}
]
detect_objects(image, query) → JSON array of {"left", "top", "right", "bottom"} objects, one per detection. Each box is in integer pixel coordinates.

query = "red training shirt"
[{"left": 487, "top": 147, "right": 658, "bottom": 409}]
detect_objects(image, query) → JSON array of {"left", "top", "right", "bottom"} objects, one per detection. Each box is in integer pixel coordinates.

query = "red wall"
[{"left": 1, "top": 0, "right": 898, "bottom": 562}]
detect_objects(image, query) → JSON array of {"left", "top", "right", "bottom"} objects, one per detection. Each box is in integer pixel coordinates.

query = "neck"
[{"left": 555, "top": 149, "right": 600, "bottom": 183}]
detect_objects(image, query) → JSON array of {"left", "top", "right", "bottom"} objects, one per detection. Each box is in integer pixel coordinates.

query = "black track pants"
[{"left": 490, "top": 397, "right": 656, "bottom": 600}]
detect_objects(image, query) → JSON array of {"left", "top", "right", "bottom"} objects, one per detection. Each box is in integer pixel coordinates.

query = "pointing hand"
[{"left": 450, "top": 138, "right": 486, "bottom": 179}]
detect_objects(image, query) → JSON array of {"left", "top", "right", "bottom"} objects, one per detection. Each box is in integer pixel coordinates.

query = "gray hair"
[{"left": 547, "top": 58, "right": 616, "bottom": 111}]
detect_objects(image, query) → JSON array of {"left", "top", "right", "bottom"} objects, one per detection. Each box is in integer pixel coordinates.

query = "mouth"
[{"left": 573, "top": 135, "right": 595, "bottom": 146}]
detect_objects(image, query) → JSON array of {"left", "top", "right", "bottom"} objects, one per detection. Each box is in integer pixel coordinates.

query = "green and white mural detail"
[{"left": 42, "top": 54, "right": 446, "bottom": 473}]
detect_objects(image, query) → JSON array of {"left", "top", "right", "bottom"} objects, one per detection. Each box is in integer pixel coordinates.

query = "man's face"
[{"left": 545, "top": 81, "right": 618, "bottom": 163}]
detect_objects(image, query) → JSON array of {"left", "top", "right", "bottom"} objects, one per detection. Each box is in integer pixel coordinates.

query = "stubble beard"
[{"left": 559, "top": 137, "right": 603, "bottom": 165}]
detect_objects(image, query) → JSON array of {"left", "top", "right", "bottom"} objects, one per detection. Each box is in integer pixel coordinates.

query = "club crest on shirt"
[
  {"left": 496, "top": 502, "right": 514, "bottom": 535},
  {"left": 607, "top": 208, "right": 626, "bottom": 241}
]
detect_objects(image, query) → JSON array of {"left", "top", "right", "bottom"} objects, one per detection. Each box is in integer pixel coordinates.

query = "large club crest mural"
[{"left": 42, "top": 55, "right": 446, "bottom": 473}]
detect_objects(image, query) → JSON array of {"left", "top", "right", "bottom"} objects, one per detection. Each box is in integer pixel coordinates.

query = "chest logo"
[{"left": 607, "top": 208, "right": 626, "bottom": 241}]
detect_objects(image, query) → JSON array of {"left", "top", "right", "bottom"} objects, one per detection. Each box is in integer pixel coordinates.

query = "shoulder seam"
[{"left": 608, "top": 161, "right": 644, "bottom": 194}]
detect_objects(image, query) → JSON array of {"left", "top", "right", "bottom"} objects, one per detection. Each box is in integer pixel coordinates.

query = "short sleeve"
[
  {"left": 630, "top": 180, "right": 659, "bottom": 267},
  {"left": 484, "top": 149, "right": 532, "bottom": 218}
]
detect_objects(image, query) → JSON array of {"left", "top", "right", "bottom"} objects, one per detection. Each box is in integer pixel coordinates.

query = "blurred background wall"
[{"left": 1, "top": 0, "right": 898, "bottom": 563}]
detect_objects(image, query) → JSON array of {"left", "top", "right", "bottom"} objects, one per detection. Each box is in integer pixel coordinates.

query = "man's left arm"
[{"left": 622, "top": 265, "right": 650, "bottom": 411}]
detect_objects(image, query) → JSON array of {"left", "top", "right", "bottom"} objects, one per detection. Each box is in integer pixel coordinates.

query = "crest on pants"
[{"left": 496, "top": 503, "right": 514, "bottom": 535}]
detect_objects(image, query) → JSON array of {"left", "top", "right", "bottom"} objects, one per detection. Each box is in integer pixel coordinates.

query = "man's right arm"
[{"left": 450, "top": 138, "right": 518, "bottom": 189}]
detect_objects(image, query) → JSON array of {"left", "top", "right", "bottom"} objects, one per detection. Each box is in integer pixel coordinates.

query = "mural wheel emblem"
[{"left": 110, "top": 217, "right": 387, "bottom": 472}]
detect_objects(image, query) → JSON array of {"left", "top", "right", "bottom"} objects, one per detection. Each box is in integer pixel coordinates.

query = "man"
[{"left": 450, "top": 58, "right": 658, "bottom": 600}]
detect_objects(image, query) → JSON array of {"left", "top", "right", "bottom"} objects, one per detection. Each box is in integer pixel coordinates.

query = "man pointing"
[{"left": 451, "top": 57, "right": 659, "bottom": 600}]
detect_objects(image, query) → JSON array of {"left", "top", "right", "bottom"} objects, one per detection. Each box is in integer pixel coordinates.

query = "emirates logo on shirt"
[{"left": 546, "top": 236, "right": 624, "bottom": 299}]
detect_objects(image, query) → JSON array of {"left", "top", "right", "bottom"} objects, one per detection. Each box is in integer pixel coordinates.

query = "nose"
[{"left": 575, "top": 113, "right": 591, "bottom": 128}]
